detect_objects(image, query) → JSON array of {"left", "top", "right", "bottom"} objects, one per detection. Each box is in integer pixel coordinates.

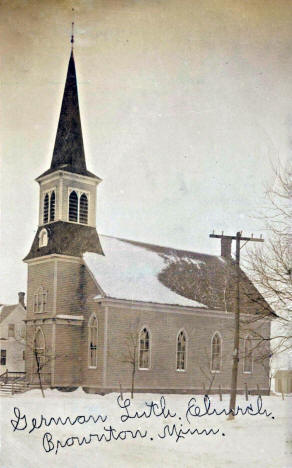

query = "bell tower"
[
  {"left": 24, "top": 36, "right": 103, "bottom": 388},
  {"left": 24, "top": 48, "right": 103, "bottom": 260}
]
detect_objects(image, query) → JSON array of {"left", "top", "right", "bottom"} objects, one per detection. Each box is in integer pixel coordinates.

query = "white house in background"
[{"left": 0, "top": 293, "right": 26, "bottom": 374}]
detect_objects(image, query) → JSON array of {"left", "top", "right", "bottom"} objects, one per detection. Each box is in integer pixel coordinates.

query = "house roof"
[
  {"left": 84, "top": 235, "right": 275, "bottom": 315},
  {"left": 0, "top": 304, "right": 18, "bottom": 323}
]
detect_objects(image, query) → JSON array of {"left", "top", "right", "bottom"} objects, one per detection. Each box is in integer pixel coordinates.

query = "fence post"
[
  {"left": 257, "top": 384, "right": 261, "bottom": 397},
  {"left": 203, "top": 383, "right": 206, "bottom": 395},
  {"left": 219, "top": 384, "right": 222, "bottom": 401},
  {"left": 244, "top": 382, "right": 248, "bottom": 401}
]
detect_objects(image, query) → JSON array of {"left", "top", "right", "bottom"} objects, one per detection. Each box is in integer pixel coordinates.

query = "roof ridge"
[{"left": 99, "top": 233, "right": 221, "bottom": 258}]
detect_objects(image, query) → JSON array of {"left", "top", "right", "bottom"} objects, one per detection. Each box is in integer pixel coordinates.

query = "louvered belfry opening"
[
  {"left": 79, "top": 193, "right": 88, "bottom": 224},
  {"left": 69, "top": 191, "right": 78, "bottom": 222},
  {"left": 50, "top": 191, "right": 55, "bottom": 221},
  {"left": 43, "top": 193, "right": 49, "bottom": 224}
]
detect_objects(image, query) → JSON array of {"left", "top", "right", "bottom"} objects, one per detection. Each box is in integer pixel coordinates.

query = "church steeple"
[
  {"left": 38, "top": 48, "right": 98, "bottom": 180},
  {"left": 24, "top": 40, "right": 103, "bottom": 261}
]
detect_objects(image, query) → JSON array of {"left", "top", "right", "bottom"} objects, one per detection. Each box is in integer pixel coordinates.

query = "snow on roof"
[{"left": 84, "top": 236, "right": 206, "bottom": 308}]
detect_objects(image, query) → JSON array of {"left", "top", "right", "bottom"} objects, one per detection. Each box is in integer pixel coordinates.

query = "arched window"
[
  {"left": 50, "top": 191, "right": 55, "bottom": 222},
  {"left": 243, "top": 336, "right": 253, "bottom": 373},
  {"left": 33, "top": 287, "right": 47, "bottom": 313},
  {"left": 211, "top": 332, "right": 222, "bottom": 372},
  {"left": 43, "top": 193, "right": 49, "bottom": 224},
  {"left": 69, "top": 191, "right": 78, "bottom": 222},
  {"left": 79, "top": 194, "right": 88, "bottom": 224},
  {"left": 88, "top": 315, "right": 98, "bottom": 368},
  {"left": 177, "top": 330, "right": 186, "bottom": 370},
  {"left": 34, "top": 328, "right": 45, "bottom": 373},
  {"left": 139, "top": 328, "right": 150, "bottom": 369},
  {"left": 39, "top": 228, "right": 48, "bottom": 248}
]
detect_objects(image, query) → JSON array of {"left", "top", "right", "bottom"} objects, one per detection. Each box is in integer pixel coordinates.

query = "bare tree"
[
  {"left": 245, "top": 160, "right": 292, "bottom": 360},
  {"left": 120, "top": 329, "right": 139, "bottom": 399}
]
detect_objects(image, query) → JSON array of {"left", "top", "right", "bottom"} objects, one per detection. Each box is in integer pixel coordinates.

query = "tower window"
[
  {"left": 33, "top": 287, "right": 47, "bottom": 313},
  {"left": 50, "top": 191, "right": 55, "bottom": 222},
  {"left": 43, "top": 194, "right": 49, "bottom": 224},
  {"left": 68, "top": 189, "right": 89, "bottom": 225},
  {"left": 39, "top": 228, "right": 48, "bottom": 248},
  {"left": 43, "top": 189, "right": 56, "bottom": 224},
  {"left": 69, "top": 191, "right": 78, "bottom": 222},
  {"left": 79, "top": 194, "right": 88, "bottom": 224}
]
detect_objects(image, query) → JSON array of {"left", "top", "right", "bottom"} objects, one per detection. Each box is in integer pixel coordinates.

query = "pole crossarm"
[{"left": 209, "top": 233, "right": 264, "bottom": 242}]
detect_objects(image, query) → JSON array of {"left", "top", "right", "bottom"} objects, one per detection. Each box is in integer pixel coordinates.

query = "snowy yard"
[{"left": 0, "top": 389, "right": 291, "bottom": 468}]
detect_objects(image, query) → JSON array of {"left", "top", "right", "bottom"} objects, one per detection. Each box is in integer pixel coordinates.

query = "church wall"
[
  {"left": 100, "top": 305, "right": 270, "bottom": 394},
  {"left": 27, "top": 260, "right": 56, "bottom": 320},
  {"left": 53, "top": 323, "right": 82, "bottom": 387},
  {"left": 55, "top": 259, "right": 83, "bottom": 316},
  {"left": 25, "top": 322, "right": 53, "bottom": 386}
]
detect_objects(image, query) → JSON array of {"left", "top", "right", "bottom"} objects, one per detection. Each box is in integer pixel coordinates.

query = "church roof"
[
  {"left": 23, "top": 221, "right": 104, "bottom": 261},
  {"left": 84, "top": 235, "right": 275, "bottom": 315},
  {"left": 37, "top": 51, "right": 99, "bottom": 181}
]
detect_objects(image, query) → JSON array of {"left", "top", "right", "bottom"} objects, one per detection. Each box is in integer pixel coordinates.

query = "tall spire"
[{"left": 50, "top": 48, "right": 89, "bottom": 175}]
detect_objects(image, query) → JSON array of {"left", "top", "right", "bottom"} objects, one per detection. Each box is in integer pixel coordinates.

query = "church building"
[{"left": 24, "top": 45, "right": 274, "bottom": 394}]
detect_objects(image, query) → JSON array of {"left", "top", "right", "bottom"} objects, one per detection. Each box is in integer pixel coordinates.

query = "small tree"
[{"left": 120, "top": 330, "right": 139, "bottom": 399}]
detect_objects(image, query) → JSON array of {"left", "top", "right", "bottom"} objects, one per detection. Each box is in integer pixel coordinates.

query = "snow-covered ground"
[{"left": 0, "top": 389, "right": 291, "bottom": 468}]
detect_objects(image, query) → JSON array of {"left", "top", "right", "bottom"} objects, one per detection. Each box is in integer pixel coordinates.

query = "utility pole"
[{"left": 209, "top": 231, "right": 264, "bottom": 418}]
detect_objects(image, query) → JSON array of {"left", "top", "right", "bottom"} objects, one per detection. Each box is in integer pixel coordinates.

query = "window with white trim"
[
  {"left": 211, "top": 332, "right": 221, "bottom": 372},
  {"left": 243, "top": 336, "right": 253, "bottom": 373},
  {"left": 88, "top": 315, "right": 98, "bottom": 368},
  {"left": 8, "top": 324, "right": 15, "bottom": 338},
  {"left": 39, "top": 228, "right": 48, "bottom": 248},
  {"left": 139, "top": 328, "right": 150, "bottom": 369},
  {"left": 68, "top": 189, "right": 89, "bottom": 225},
  {"left": 33, "top": 287, "right": 47, "bottom": 314},
  {"left": 177, "top": 330, "right": 186, "bottom": 370},
  {"left": 43, "top": 189, "right": 56, "bottom": 224}
]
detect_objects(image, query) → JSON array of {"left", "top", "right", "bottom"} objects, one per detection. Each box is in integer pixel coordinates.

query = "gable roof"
[
  {"left": 84, "top": 235, "right": 275, "bottom": 316},
  {"left": 0, "top": 304, "right": 19, "bottom": 323}
]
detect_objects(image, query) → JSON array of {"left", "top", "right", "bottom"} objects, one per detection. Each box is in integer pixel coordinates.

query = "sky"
[{"left": 1, "top": 0, "right": 292, "bottom": 304}]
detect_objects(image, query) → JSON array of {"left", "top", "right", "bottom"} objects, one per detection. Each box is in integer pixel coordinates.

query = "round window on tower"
[{"left": 39, "top": 228, "right": 48, "bottom": 248}]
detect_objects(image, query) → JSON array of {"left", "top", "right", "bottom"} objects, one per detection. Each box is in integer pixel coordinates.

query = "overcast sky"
[{"left": 1, "top": 0, "right": 291, "bottom": 304}]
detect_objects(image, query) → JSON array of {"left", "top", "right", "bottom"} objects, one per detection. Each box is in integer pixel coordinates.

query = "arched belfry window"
[
  {"left": 243, "top": 336, "right": 253, "bottom": 373},
  {"left": 43, "top": 193, "right": 49, "bottom": 224},
  {"left": 43, "top": 190, "right": 56, "bottom": 224},
  {"left": 211, "top": 332, "right": 222, "bottom": 372},
  {"left": 69, "top": 191, "right": 78, "bottom": 222},
  {"left": 88, "top": 315, "right": 98, "bottom": 368},
  {"left": 139, "top": 328, "right": 150, "bottom": 369},
  {"left": 68, "top": 189, "right": 89, "bottom": 225},
  {"left": 177, "top": 330, "right": 186, "bottom": 371},
  {"left": 50, "top": 191, "right": 55, "bottom": 222},
  {"left": 79, "top": 194, "right": 88, "bottom": 224},
  {"left": 34, "top": 327, "right": 45, "bottom": 373}
]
